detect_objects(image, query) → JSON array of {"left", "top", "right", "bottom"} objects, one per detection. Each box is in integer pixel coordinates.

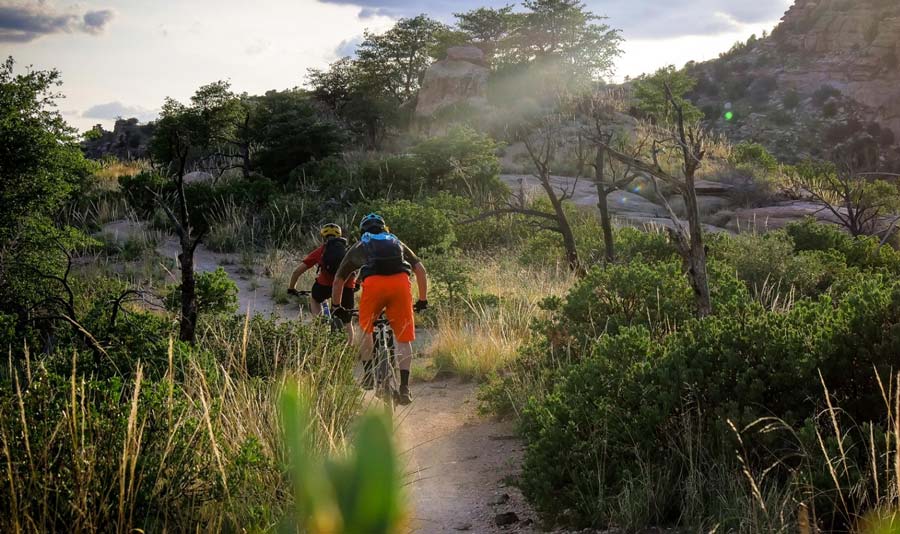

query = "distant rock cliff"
[
  {"left": 82, "top": 118, "right": 155, "bottom": 160},
  {"left": 685, "top": 0, "right": 900, "bottom": 164},
  {"left": 415, "top": 46, "right": 490, "bottom": 120}
]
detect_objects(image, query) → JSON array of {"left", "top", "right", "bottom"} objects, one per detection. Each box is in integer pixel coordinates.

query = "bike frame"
[{"left": 371, "top": 315, "right": 398, "bottom": 408}]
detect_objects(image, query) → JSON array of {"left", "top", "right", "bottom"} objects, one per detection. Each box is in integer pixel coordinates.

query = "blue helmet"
[{"left": 359, "top": 213, "right": 386, "bottom": 233}]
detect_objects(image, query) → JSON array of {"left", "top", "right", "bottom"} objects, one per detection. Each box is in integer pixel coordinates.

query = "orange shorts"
[{"left": 358, "top": 273, "right": 415, "bottom": 342}]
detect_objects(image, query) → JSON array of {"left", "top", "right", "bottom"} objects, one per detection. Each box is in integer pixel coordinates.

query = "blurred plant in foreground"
[{"left": 280, "top": 385, "right": 405, "bottom": 534}]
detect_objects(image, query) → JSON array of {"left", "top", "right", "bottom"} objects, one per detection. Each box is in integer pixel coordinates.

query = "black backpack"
[{"left": 320, "top": 237, "right": 348, "bottom": 275}]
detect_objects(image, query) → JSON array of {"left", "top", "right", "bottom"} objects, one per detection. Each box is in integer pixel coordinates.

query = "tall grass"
[
  {"left": 425, "top": 256, "right": 575, "bottom": 381},
  {"left": 0, "top": 317, "right": 362, "bottom": 532}
]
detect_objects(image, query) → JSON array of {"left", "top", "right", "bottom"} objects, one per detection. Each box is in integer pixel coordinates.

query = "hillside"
[{"left": 685, "top": 0, "right": 900, "bottom": 165}]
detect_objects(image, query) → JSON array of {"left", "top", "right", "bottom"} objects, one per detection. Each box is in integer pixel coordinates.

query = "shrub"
[
  {"left": 367, "top": 199, "right": 455, "bottom": 253},
  {"left": 822, "top": 100, "right": 839, "bottom": 118},
  {"left": 731, "top": 142, "right": 778, "bottom": 172},
  {"left": 519, "top": 274, "right": 900, "bottom": 528},
  {"left": 120, "top": 171, "right": 170, "bottom": 217},
  {"left": 613, "top": 227, "right": 679, "bottom": 262},
  {"left": 782, "top": 89, "right": 801, "bottom": 109},
  {"left": 786, "top": 218, "right": 900, "bottom": 274},
  {"left": 813, "top": 85, "right": 841, "bottom": 107},
  {"left": 411, "top": 126, "right": 506, "bottom": 202},
  {"left": 166, "top": 267, "right": 239, "bottom": 316}
]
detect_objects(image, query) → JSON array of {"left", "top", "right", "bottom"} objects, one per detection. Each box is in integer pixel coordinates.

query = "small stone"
[
  {"left": 453, "top": 522, "right": 473, "bottom": 531},
  {"left": 489, "top": 493, "right": 510, "bottom": 505},
  {"left": 495, "top": 512, "right": 519, "bottom": 527}
]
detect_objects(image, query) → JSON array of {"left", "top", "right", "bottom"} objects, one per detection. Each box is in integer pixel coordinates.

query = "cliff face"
[
  {"left": 685, "top": 0, "right": 900, "bottom": 163},
  {"left": 773, "top": 0, "right": 900, "bottom": 134}
]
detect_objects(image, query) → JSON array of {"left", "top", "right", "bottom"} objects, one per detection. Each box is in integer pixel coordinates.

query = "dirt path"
[
  {"left": 389, "top": 375, "right": 540, "bottom": 533},
  {"left": 100, "top": 221, "right": 542, "bottom": 532}
]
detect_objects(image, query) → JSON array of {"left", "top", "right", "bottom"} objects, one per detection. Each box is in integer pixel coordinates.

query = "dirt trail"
[
  {"left": 390, "top": 375, "right": 540, "bottom": 533},
  {"left": 102, "top": 222, "right": 541, "bottom": 532}
]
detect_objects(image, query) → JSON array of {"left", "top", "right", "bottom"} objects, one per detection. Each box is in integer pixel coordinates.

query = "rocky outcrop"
[
  {"left": 773, "top": 0, "right": 900, "bottom": 135},
  {"left": 82, "top": 118, "right": 155, "bottom": 160},
  {"left": 415, "top": 46, "right": 490, "bottom": 119}
]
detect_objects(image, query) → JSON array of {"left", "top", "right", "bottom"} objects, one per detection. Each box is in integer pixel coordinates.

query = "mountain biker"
[
  {"left": 288, "top": 223, "right": 356, "bottom": 337},
  {"left": 331, "top": 213, "right": 428, "bottom": 405}
]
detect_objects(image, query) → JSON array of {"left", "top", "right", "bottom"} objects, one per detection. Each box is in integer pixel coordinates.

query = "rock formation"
[
  {"left": 82, "top": 118, "right": 155, "bottom": 160},
  {"left": 415, "top": 46, "right": 490, "bottom": 120},
  {"left": 773, "top": 0, "right": 900, "bottom": 135}
]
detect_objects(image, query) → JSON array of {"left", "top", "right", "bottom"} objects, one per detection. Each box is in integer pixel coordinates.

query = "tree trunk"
[
  {"left": 240, "top": 142, "right": 251, "bottom": 179},
  {"left": 540, "top": 172, "right": 580, "bottom": 272},
  {"left": 594, "top": 148, "right": 616, "bottom": 263},
  {"left": 178, "top": 241, "right": 198, "bottom": 343},
  {"left": 682, "top": 177, "right": 712, "bottom": 316}
]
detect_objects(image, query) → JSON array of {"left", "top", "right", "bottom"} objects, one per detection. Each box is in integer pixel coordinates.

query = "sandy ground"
[{"left": 391, "top": 376, "right": 540, "bottom": 533}]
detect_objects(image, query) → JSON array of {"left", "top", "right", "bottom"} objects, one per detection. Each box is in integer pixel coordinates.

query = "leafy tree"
[
  {"left": 249, "top": 89, "right": 346, "bottom": 181},
  {"left": 0, "top": 56, "right": 94, "bottom": 346},
  {"left": 787, "top": 160, "right": 900, "bottom": 238},
  {"left": 355, "top": 14, "right": 448, "bottom": 103},
  {"left": 508, "top": 0, "right": 622, "bottom": 82},
  {"left": 455, "top": 5, "right": 520, "bottom": 62},
  {"left": 411, "top": 126, "right": 505, "bottom": 202},
  {"left": 633, "top": 65, "right": 703, "bottom": 124}
]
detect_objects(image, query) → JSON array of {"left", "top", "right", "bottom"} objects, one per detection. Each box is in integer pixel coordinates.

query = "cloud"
[
  {"left": 82, "top": 102, "right": 158, "bottom": 123},
  {"left": 82, "top": 9, "right": 115, "bottom": 35},
  {"left": 0, "top": 2, "right": 115, "bottom": 42},
  {"left": 335, "top": 36, "right": 363, "bottom": 58},
  {"left": 317, "top": 0, "right": 791, "bottom": 39}
]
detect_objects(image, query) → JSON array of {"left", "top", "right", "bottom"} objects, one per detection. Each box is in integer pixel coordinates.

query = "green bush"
[
  {"left": 166, "top": 267, "right": 239, "bottom": 317},
  {"left": 411, "top": 126, "right": 506, "bottom": 202},
  {"left": 519, "top": 274, "right": 900, "bottom": 528},
  {"left": 367, "top": 199, "right": 455, "bottom": 253},
  {"left": 786, "top": 218, "right": 900, "bottom": 274},
  {"left": 731, "top": 142, "right": 778, "bottom": 172}
]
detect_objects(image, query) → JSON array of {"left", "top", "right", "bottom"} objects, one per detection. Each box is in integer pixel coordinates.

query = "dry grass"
[
  {"left": 0, "top": 323, "right": 361, "bottom": 532},
  {"left": 424, "top": 256, "right": 575, "bottom": 381},
  {"left": 92, "top": 159, "right": 148, "bottom": 189}
]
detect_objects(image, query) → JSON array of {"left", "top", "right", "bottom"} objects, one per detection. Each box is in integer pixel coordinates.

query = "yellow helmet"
[{"left": 319, "top": 223, "right": 342, "bottom": 240}]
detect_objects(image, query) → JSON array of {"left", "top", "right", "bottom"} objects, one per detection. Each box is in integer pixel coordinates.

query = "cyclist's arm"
[
  {"left": 401, "top": 242, "right": 427, "bottom": 301},
  {"left": 412, "top": 262, "right": 428, "bottom": 301},
  {"left": 288, "top": 263, "right": 311, "bottom": 291},
  {"left": 332, "top": 244, "right": 365, "bottom": 307}
]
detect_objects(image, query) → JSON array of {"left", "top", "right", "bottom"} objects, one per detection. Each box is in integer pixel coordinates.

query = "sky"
[{"left": 3, "top": 0, "right": 793, "bottom": 132}]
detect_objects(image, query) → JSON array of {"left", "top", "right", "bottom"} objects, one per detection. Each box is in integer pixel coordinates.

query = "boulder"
[
  {"left": 183, "top": 171, "right": 214, "bottom": 183},
  {"left": 415, "top": 46, "right": 490, "bottom": 118}
]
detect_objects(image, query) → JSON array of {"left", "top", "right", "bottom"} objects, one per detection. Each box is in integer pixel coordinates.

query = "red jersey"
[{"left": 303, "top": 245, "right": 356, "bottom": 288}]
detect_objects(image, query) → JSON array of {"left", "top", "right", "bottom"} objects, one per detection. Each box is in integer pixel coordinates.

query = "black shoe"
[
  {"left": 361, "top": 373, "right": 374, "bottom": 391},
  {"left": 396, "top": 385, "right": 412, "bottom": 405}
]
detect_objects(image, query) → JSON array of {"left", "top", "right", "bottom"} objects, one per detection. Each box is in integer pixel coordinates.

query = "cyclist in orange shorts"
[{"left": 331, "top": 213, "right": 428, "bottom": 405}]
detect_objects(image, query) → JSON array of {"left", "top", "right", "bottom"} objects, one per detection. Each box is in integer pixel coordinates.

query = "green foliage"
[
  {"left": 281, "top": 388, "right": 403, "bottom": 534},
  {"left": 411, "top": 126, "right": 506, "bottom": 201},
  {"left": 0, "top": 57, "right": 95, "bottom": 334},
  {"left": 166, "top": 268, "right": 239, "bottom": 316},
  {"left": 786, "top": 218, "right": 900, "bottom": 273},
  {"left": 250, "top": 89, "right": 347, "bottom": 181},
  {"left": 368, "top": 199, "right": 455, "bottom": 253},
  {"left": 783, "top": 89, "right": 801, "bottom": 109},
  {"left": 425, "top": 249, "right": 473, "bottom": 306},
  {"left": 633, "top": 65, "right": 703, "bottom": 124},
  {"left": 519, "top": 274, "right": 900, "bottom": 527},
  {"left": 730, "top": 142, "right": 779, "bottom": 172}
]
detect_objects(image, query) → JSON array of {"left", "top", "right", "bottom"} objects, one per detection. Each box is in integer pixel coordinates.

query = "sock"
[
  {"left": 400, "top": 369, "right": 410, "bottom": 387},
  {"left": 363, "top": 360, "right": 373, "bottom": 376}
]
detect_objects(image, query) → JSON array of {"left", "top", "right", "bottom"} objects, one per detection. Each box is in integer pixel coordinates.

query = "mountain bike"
[{"left": 333, "top": 311, "right": 399, "bottom": 412}]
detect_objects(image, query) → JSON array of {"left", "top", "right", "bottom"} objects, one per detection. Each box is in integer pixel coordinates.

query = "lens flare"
[{"left": 724, "top": 111, "right": 734, "bottom": 121}]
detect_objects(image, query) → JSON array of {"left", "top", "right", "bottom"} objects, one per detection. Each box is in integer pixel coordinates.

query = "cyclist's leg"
[
  {"left": 310, "top": 282, "right": 329, "bottom": 316},
  {"left": 382, "top": 274, "right": 415, "bottom": 401},
  {"left": 357, "top": 277, "right": 387, "bottom": 363},
  {"left": 341, "top": 286, "right": 356, "bottom": 344}
]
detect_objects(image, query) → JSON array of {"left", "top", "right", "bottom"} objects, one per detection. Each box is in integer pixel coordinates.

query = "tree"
[
  {"left": 601, "top": 85, "right": 712, "bottom": 316},
  {"left": 633, "top": 65, "right": 703, "bottom": 124},
  {"left": 150, "top": 88, "right": 240, "bottom": 343},
  {"left": 787, "top": 160, "right": 900, "bottom": 239},
  {"left": 464, "top": 112, "right": 582, "bottom": 272},
  {"left": 0, "top": 56, "right": 94, "bottom": 346},
  {"left": 509, "top": 0, "right": 623, "bottom": 83},
  {"left": 455, "top": 5, "right": 520, "bottom": 62},
  {"left": 355, "top": 14, "right": 448, "bottom": 103},
  {"left": 249, "top": 89, "right": 346, "bottom": 181},
  {"left": 578, "top": 90, "right": 643, "bottom": 263}
]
